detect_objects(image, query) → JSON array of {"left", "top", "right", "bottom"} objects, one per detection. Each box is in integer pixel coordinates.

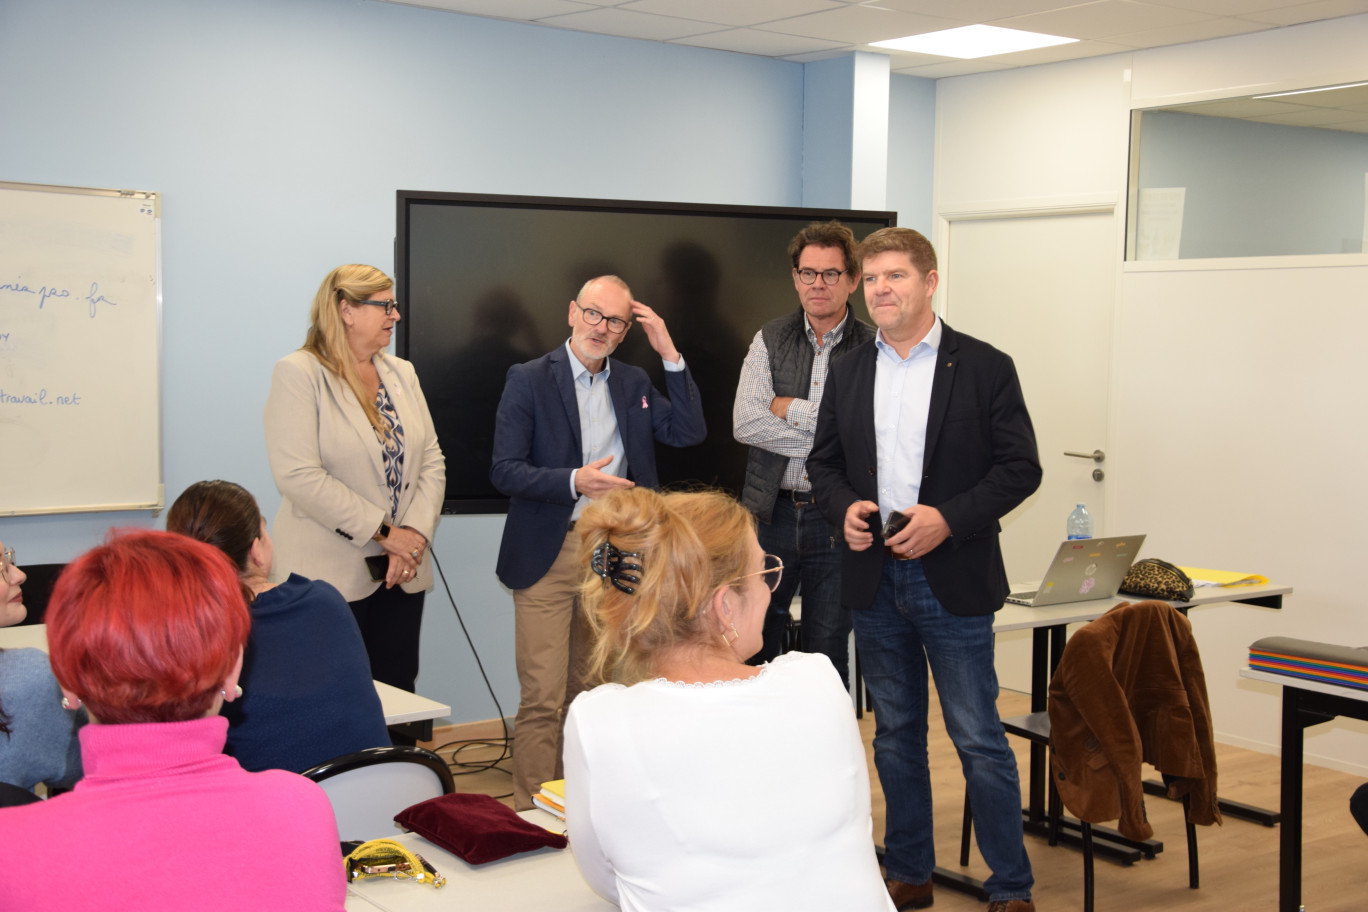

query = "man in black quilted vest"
[{"left": 732, "top": 220, "right": 874, "bottom": 686}]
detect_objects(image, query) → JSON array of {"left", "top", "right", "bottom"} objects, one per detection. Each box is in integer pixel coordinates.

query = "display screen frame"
[{"left": 394, "top": 191, "right": 896, "bottom": 515}]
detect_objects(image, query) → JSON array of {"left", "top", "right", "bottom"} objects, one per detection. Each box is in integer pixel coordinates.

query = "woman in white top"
[{"left": 563, "top": 488, "right": 895, "bottom": 912}]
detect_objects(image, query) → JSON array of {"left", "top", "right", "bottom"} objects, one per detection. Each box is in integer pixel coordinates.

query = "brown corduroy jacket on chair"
[{"left": 1047, "top": 600, "right": 1222, "bottom": 841}]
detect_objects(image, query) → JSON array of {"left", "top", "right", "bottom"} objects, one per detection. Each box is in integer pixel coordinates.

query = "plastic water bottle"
[{"left": 1066, "top": 503, "right": 1093, "bottom": 540}]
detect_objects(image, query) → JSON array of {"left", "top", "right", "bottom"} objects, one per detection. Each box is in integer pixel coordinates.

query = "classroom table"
[
  {"left": 923, "top": 581, "right": 1292, "bottom": 900},
  {"left": 344, "top": 810, "right": 612, "bottom": 912},
  {"left": 0, "top": 624, "right": 451, "bottom": 737},
  {"left": 1239, "top": 667, "right": 1368, "bottom": 912}
]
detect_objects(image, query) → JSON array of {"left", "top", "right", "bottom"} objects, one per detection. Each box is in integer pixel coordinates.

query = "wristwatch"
[{"left": 373, "top": 521, "right": 392, "bottom": 542}]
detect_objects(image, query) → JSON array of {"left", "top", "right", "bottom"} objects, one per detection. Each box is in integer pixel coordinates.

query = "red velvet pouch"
[{"left": 394, "top": 792, "right": 568, "bottom": 864}]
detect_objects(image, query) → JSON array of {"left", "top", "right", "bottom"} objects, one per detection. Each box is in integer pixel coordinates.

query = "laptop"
[{"left": 1006, "top": 535, "right": 1146, "bottom": 607}]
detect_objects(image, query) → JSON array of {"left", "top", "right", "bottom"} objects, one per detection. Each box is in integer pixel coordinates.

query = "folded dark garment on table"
[{"left": 395, "top": 792, "right": 568, "bottom": 864}]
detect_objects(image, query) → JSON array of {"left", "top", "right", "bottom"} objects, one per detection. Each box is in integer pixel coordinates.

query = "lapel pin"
[{"left": 641, "top": 396, "right": 649, "bottom": 409}]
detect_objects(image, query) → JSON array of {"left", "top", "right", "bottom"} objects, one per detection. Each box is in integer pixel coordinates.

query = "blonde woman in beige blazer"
[{"left": 264, "top": 264, "right": 445, "bottom": 695}]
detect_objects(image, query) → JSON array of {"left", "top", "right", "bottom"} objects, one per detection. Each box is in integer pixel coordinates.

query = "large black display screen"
[{"left": 395, "top": 192, "right": 894, "bottom": 514}]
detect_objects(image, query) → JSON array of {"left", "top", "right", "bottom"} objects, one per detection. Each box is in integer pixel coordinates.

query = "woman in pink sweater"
[{"left": 0, "top": 530, "right": 347, "bottom": 912}]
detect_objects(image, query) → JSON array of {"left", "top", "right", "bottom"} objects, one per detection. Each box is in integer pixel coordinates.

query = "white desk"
[
  {"left": 998, "top": 581, "right": 1290, "bottom": 820},
  {"left": 1240, "top": 667, "right": 1368, "bottom": 912},
  {"left": 344, "top": 811, "right": 612, "bottom": 912},
  {"left": 925, "top": 581, "right": 1292, "bottom": 900},
  {"left": 0, "top": 624, "right": 450, "bottom": 733}
]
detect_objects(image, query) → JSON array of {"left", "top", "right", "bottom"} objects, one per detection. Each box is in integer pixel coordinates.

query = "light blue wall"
[
  {"left": 887, "top": 74, "right": 937, "bottom": 233},
  {"left": 0, "top": 0, "right": 933, "bottom": 723},
  {"left": 801, "top": 56, "right": 856, "bottom": 208}
]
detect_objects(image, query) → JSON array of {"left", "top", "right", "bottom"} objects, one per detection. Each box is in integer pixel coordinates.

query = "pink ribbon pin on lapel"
[{"left": 641, "top": 396, "right": 649, "bottom": 409}]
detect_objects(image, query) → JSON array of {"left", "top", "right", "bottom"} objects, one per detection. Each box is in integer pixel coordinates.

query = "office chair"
[{"left": 303, "top": 745, "right": 455, "bottom": 841}]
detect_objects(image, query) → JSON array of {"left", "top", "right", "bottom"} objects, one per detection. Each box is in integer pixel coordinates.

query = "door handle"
[{"left": 1064, "top": 449, "right": 1105, "bottom": 463}]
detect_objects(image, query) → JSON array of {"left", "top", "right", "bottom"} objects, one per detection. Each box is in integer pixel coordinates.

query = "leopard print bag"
[{"left": 1119, "top": 558, "right": 1194, "bottom": 601}]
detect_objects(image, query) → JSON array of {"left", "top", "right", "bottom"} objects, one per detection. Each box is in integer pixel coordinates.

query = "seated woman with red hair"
[{"left": 0, "top": 530, "right": 345, "bottom": 912}]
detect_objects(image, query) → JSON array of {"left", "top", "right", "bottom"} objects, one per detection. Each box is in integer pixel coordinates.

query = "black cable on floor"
[{"left": 428, "top": 549, "right": 513, "bottom": 782}]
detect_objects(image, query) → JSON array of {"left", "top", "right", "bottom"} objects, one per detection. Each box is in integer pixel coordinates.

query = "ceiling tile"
[
  {"left": 536, "top": 6, "right": 723, "bottom": 38},
  {"left": 1240, "top": 0, "right": 1368, "bottom": 23},
  {"left": 876, "top": 48, "right": 961, "bottom": 66},
  {"left": 1139, "top": 0, "right": 1303, "bottom": 12},
  {"left": 996, "top": 0, "right": 1215, "bottom": 40},
  {"left": 1166, "top": 97, "right": 1307, "bottom": 116},
  {"left": 753, "top": 4, "right": 966, "bottom": 43},
  {"left": 1248, "top": 107, "right": 1368, "bottom": 126},
  {"left": 893, "top": 58, "right": 1014, "bottom": 77},
  {"left": 618, "top": 0, "right": 844, "bottom": 27},
  {"left": 382, "top": 0, "right": 595, "bottom": 19},
  {"left": 671, "top": 27, "right": 849, "bottom": 55},
  {"left": 781, "top": 47, "right": 866, "bottom": 62},
  {"left": 1103, "top": 15, "right": 1272, "bottom": 46},
  {"left": 984, "top": 37, "right": 1133, "bottom": 64},
  {"left": 1255, "top": 84, "right": 1368, "bottom": 108},
  {"left": 867, "top": 0, "right": 1099, "bottom": 20}
]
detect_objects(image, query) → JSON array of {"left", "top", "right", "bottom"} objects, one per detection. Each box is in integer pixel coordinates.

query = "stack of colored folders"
[
  {"left": 1249, "top": 637, "right": 1368, "bottom": 691},
  {"left": 534, "top": 779, "right": 565, "bottom": 821}
]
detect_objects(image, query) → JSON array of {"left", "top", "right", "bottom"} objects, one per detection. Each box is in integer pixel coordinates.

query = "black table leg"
[{"left": 1279, "top": 687, "right": 1303, "bottom": 912}]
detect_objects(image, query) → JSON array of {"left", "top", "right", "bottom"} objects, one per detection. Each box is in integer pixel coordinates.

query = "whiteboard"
[{"left": 0, "top": 181, "right": 163, "bottom": 515}]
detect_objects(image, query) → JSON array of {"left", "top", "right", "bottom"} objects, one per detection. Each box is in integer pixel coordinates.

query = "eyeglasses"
[
  {"left": 358, "top": 298, "right": 400, "bottom": 316},
  {"left": 575, "top": 302, "right": 631, "bottom": 334},
  {"left": 1, "top": 548, "right": 14, "bottom": 580},
  {"left": 796, "top": 268, "right": 846, "bottom": 286},
  {"left": 733, "top": 553, "right": 784, "bottom": 593}
]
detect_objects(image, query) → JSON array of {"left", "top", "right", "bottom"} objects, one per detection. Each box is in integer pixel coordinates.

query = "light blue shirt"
[
  {"left": 567, "top": 340, "right": 626, "bottom": 520},
  {"left": 873, "top": 317, "right": 942, "bottom": 525},
  {"left": 564, "top": 340, "right": 686, "bottom": 518}
]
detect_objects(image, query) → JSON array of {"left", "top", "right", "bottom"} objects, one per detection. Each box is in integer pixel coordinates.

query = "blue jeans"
[
  {"left": 853, "top": 558, "right": 1033, "bottom": 903},
  {"left": 751, "top": 497, "right": 849, "bottom": 686}
]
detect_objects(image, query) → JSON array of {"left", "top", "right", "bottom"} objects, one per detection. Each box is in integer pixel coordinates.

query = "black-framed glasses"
[
  {"left": 734, "top": 553, "right": 783, "bottom": 593},
  {"left": 796, "top": 268, "right": 846, "bottom": 286},
  {"left": 358, "top": 298, "right": 400, "bottom": 316},
  {"left": 575, "top": 302, "right": 631, "bottom": 334},
  {"left": 1, "top": 548, "right": 14, "bottom": 580}
]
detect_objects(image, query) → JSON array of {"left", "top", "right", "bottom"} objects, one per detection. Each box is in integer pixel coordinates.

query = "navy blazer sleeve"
[
  {"left": 650, "top": 364, "right": 707, "bottom": 448},
  {"left": 489, "top": 360, "right": 579, "bottom": 506}
]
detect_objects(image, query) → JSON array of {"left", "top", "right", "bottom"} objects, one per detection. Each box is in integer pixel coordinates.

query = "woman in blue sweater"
[
  {"left": 166, "top": 481, "right": 390, "bottom": 772},
  {"left": 0, "top": 542, "right": 85, "bottom": 799}
]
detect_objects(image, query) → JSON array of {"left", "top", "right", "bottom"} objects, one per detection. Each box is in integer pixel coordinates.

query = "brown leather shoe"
[
  {"left": 986, "top": 900, "right": 1035, "bottom": 912},
  {"left": 885, "top": 876, "right": 934, "bottom": 909}
]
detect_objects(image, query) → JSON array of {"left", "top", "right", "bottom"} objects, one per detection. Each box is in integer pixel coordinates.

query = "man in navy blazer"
[
  {"left": 491, "top": 275, "right": 706, "bottom": 809},
  {"left": 809, "top": 228, "right": 1042, "bottom": 912}
]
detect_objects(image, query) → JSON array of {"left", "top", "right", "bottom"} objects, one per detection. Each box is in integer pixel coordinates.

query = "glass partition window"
[{"left": 1127, "top": 84, "right": 1368, "bottom": 261}]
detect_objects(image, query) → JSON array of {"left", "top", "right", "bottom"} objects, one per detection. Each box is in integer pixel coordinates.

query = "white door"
[{"left": 942, "top": 211, "right": 1117, "bottom": 690}]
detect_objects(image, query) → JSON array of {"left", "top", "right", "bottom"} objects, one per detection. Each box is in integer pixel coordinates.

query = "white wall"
[
  {"left": 0, "top": 0, "right": 937, "bottom": 725},
  {"left": 934, "top": 14, "right": 1368, "bottom": 774}
]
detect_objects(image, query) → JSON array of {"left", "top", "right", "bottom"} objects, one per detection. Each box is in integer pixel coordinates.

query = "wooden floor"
[{"left": 423, "top": 688, "right": 1367, "bottom": 911}]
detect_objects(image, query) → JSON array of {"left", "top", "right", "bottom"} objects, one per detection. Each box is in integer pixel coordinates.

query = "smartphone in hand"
[
  {"left": 364, "top": 554, "right": 388, "bottom": 582},
  {"left": 882, "top": 510, "right": 910, "bottom": 539}
]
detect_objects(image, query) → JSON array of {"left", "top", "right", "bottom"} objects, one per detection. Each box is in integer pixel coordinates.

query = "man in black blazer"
[
  {"left": 809, "top": 228, "right": 1041, "bottom": 912},
  {"left": 491, "top": 275, "right": 706, "bottom": 809}
]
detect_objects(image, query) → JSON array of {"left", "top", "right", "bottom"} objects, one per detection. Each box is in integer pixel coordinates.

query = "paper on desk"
[{"left": 1178, "top": 566, "right": 1268, "bottom": 588}]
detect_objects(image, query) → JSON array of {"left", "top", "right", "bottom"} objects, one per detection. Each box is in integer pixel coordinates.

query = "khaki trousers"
[{"left": 512, "top": 528, "right": 592, "bottom": 810}]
